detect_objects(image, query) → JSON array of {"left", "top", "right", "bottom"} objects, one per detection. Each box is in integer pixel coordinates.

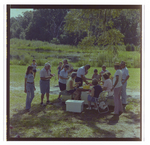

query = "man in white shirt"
[
  {"left": 40, "top": 62, "right": 54, "bottom": 106},
  {"left": 75, "top": 64, "right": 91, "bottom": 87},
  {"left": 120, "top": 61, "right": 130, "bottom": 112}
]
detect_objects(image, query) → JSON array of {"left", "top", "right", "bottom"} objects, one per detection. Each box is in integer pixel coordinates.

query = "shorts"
[
  {"left": 59, "top": 82, "right": 66, "bottom": 91},
  {"left": 33, "top": 70, "right": 36, "bottom": 73},
  {"left": 40, "top": 80, "right": 50, "bottom": 94},
  {"left": 88, "top": 95, "right": 96, "bottom": 103},
  {"left": 67, "top": 88, "right": 76, "bottom": 94}
]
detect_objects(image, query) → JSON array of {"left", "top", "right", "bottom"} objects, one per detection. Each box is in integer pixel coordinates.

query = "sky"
[{"left": 10, "top": 9, "right": 33, "bottom": 18}]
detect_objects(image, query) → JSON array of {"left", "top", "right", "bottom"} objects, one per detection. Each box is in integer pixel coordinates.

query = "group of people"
[{"left": 24, "top": 59, "right": 130, "bottom": 116}]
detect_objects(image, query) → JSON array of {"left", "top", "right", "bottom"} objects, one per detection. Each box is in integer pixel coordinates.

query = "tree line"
[{"left": 10, "top": 9, "right": 141, "bottom": 50}]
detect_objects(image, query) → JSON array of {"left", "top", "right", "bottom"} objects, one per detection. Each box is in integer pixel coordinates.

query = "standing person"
[
  {"left": 31, "top": 59, "right": 37, "bottom": 78},
  {"left": 111, "top": 62, "right": 123, "bottom": 116},
  {"left": 24, "top": 66, "right": 36, "bottom": 112},
  {"left": 57, "top": 61, "right": 62, "bottom": 79},
  {"left": 75, "top": 64, "right": 91, "bottom": 87},
  {"left": 92, "top": 69, "right": 100, "bottom": 82},
  {"left": 99, "top": 65, "right": 109, "bottom": 84},
  {"left": 120, "top": 61, "right": 130, "bottom": 112},
  {"left": 86, "top": 78, "right": 103, "bottom": 110},
  {"left": 61, "top": 59, "right": 74, "bottom": 73},
  {"left": 40, "top": 62, "right": 54, "bottom": 106},
  {"left": 57, "top": 64, "right": 70, "bottom": 100}
]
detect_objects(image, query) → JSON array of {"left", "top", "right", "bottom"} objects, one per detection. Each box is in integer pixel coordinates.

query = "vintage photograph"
[{"left": 7, "top": 5, "right": 141, "bottom": 141}]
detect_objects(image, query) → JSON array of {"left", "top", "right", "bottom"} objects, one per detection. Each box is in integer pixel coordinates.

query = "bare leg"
[
  {"left": 88, "top": 101, "right": 91, "bottom": 107},
  {"left": 34, "top": 72, "right": 36, "bottom": 78},
  {"left": 41, "top": 94, "right": 44, "bottom": 103},
  {"left": 46, "top": 93, "right": 49, "bottom": 102},
  {"left": 58, "top": 92, "right": 61, "bottom": 99}
]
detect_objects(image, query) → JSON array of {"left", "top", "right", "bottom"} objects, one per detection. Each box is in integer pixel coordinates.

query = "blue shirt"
[
  {"left": 122, "top": 67, "right": 129, "bottom": 80},
  {"left": 25, "top": 73, "right": 34, "bottom": 83},
  {"left": 93, "top": 85, "right": 103, "bottom": 98},
  {"left": 59, "top": 69, "right": 68, "bottom": 84}
]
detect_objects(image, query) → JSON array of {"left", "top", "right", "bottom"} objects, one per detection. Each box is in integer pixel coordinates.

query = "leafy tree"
[
  {"left": 64, "top": 9, "right": 124, "bottom": 55},
  {"left": 25, "top": 9, "right": 68, "bottom": 42}
]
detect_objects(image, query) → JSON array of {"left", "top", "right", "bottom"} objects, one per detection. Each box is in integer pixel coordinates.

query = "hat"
[
  {"left": 102, "top": 65, "right": 106, "bottom": 68},
  {"left": 45, "top": 62, "right": 50, "bottom": 67},
  {"left": 120, "top": 61, "right": 125, "bottom": 65},
  {"left": 114, "top": 62, "right": 120, "bottom": 66}
]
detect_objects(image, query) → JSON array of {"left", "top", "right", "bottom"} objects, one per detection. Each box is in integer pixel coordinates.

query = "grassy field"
[
  {"left": 10, "top": 38, "right": 140, "bottom": 68},
  {"left": 9, "top": 65, "right": 141, "bottom": 139},
  {"left": 10, "top": 65, "right": 140, "bottom": 91}
]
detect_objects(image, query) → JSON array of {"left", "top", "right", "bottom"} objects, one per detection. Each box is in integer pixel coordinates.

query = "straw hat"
[{"left": 114, "top": 62, "right": 120, "bottom": 66}]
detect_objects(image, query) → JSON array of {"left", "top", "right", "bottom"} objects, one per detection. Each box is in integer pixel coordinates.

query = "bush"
[
  {"left": 18, "top": 60, "right": 27, "bottom": 65},
  {"left": 126, "top": 43, "right": 135, "bottom": 51},
  {"left": 76, "top": 60, "right": 89, "bottom": 67},
  {"left": 10, "top": 59, "right": 19, "bottom": 65},
  {"left": 36, "top": 59, "right": 46, "bottom": 66},
  {"left": 133, "top": 56, "right": 140, "bottom": 68},
  {"left": 50, "top": 38, "right": 60, "bottom": 44}
]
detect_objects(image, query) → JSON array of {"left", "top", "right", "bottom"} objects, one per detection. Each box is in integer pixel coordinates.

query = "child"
[
  {"left": 86, "top": 78, "right": 103, "bottom": 110},
  {"left": 24, "top": 66, "right": 36, "bottom": 112},
  {"left": 99, "top": 65, "right": 109, "bottom": 84},
  {"left": 92, "top": 69, "right": 100, "bottom": 82},
  {"left": 57, "top": 61, "right": 62, "bottom": 79},
  {"left": 31, "top": 59, "right": 37, "bottom": 78}
]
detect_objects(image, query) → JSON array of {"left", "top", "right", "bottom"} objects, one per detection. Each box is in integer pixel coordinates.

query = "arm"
[
  {"left": 33, "top": 81, "right": 36, "bottom": 90},
  {"left": 24, "top": 78, "right": 27, "bottom": 93},
  {"left": 99, "top": 73, "right": 102, "bottom": 81},
  {"left": 92, "top": 74, "right": 94, "bottom": 79},
  {"left": 40, "top": 76, "right": 52, "bottom": 80},
  {"left": 90, "top": 88, "right": 95, "bottom": 97},
  {"left": 59, "top": 76, "right": 69, "bottom": 80},
  {"left": 81, "top": 75, "right": 89, "bottom": 84},
  {"left": 111, "top": 75, "right": 119, "bottom": 91},
  {"left": 122, "top": 75, "right": 130, "bottom": 84},
  {"left": 103, "top": 87, "right": 107, "bottom": 91},
  {"left": 69, "top": 80, "right": 74, "bottom": 90}
]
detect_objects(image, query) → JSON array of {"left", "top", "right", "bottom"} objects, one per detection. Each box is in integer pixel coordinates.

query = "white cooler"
[{"left": 65, "top": 100, "right": 84, "bottom": 113}]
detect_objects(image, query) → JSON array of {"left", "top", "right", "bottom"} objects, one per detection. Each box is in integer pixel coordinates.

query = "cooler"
[{"left": 65, "top": 100, "right": 84, "bottom": 113}]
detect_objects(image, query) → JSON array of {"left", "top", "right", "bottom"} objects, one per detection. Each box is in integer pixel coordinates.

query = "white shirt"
[
  {"left": 40, "top": 67, "right": 51, "bottom": 80},
  {"left": 77, "top": 66, "right": 85, "bottom": 78},
  {"left": 103, "top": 79, "right": 114, "bottom": 96},
  {"left": 100, "top": 70, "right": 109, "bottom": 82},
  {"left": 122, "top": 67, "right": 129, "bottom": 80},
  {"left": 113, "top": 69, "right": 122, "bottom": 88},
  {"left": 59, "top": 69, "right": 68, "bottom": 84},
  {"left": 25, "top": 73, "right": 34, "bottom": 83}
]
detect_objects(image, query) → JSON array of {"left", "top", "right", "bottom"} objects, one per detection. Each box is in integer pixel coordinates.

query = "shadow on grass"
[
  {"left": 10, "top": 98, "right": 132, "bottom": 138},
  {"left": 123, "top": 111, "right": 140, "bottom": 125}
]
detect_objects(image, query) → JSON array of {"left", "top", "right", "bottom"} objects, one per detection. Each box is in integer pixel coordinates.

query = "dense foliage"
[{"left": 10, "top": 9, "right": 141, "bottom": 51}]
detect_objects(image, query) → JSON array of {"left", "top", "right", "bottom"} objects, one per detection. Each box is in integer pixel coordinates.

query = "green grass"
[{"left": 10, "top": 65, "right": 140, "bottom": 91}]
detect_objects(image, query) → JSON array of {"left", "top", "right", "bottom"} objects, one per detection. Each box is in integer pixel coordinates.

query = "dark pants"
[{"left": 59, "top": 82, "right": 66, "bottom": 91}]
